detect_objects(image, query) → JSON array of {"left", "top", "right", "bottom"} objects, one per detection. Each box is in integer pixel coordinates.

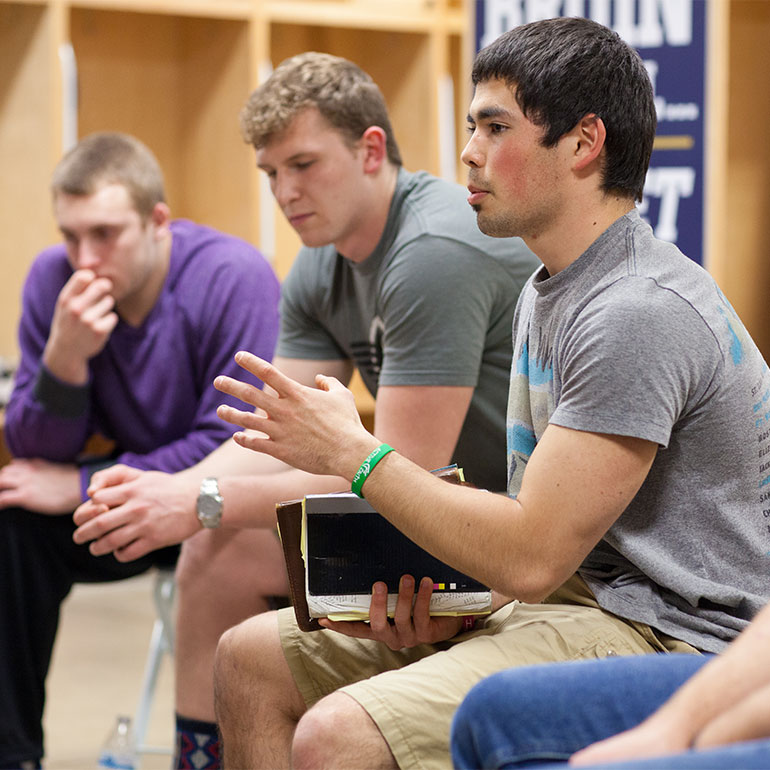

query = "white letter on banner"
[
  {"left": 612, "top": 0, "right": 692, "bottom": 47},
  {"left": 480, "top": 0, "right": 524, "bottom": 48},
  {"left": 588, "top": 0, "right": 611, "bottom": 27},
  {"left": 563, "top": 0, "right": 589, "bottom": 18},
  {"left": 525, "top": 0, "right": 564, "bottom": 22},
  {"left": 478, "top": 0, "right": 692, "bottom": 49},
  {"left": 658, "top": 0, "right": 692, "bottom": 45},
  {"left": 640, "top": 167, "right": 696, "bottom": 243}
]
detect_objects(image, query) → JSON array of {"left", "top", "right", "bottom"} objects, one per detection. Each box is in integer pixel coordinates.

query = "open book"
[{"left": 275, "top": 466, "right": 492, "bottom": 631}]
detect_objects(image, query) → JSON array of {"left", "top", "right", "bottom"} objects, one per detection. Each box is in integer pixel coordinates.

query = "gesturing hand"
[{"left": 214, "top": 351, "right": 379, "bottom": 480}]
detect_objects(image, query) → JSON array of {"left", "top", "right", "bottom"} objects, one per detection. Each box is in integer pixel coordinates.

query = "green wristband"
[{"left": 351, "top": 443, "right": 394, "bottom": 498}]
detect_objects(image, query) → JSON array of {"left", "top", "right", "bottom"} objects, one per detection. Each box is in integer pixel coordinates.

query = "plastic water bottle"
[{"left": 97, "top": 715, "right": 135, "bottom": 769}]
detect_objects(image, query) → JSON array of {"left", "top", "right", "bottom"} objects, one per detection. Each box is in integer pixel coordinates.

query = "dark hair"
[
  {"left": 51, "top": 132, "right": 166, "bottom": 218},
  {"left": 240, "top": 52, "right": 402, "bottom": 166},
  {"left": 472, "top": 17, "right": 656, "bottom": 201}
]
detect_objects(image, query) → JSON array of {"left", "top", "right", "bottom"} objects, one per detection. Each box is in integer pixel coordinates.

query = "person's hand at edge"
[{"left": 0, "top": 458, "right": 81, "bottom": 514}]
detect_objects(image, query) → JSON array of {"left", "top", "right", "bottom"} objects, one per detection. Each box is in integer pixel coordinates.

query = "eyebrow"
[
  {"left": 467, "top": 105, "right": 514, "bottom": 124},
  {"left": 258, "top": 151, "right": 315, "bottom": 171}
]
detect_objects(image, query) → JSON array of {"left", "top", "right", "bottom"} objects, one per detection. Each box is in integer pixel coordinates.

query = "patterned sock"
[{"left": 174, "top": 715, "right": 220, "bottom": 770}]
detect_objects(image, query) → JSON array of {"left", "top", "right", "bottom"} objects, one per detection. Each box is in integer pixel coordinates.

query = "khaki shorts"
[{"left": 278, "top": 575, "right": 699, "bottom": 770}]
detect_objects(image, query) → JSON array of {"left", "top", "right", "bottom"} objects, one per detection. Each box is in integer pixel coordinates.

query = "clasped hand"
[
  {"left": 0, "top": 458, "right": 81, "bottom": 514},
  {"left": 72, "top": 465, "right": 199, "bottom": 561}
]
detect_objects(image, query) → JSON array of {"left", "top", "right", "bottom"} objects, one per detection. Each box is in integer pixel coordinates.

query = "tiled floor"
[{"left": 43, "top": 572, "right": 175, "bottom": 770}]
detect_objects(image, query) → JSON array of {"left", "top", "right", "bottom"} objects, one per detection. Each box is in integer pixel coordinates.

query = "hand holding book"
[
  {"left": 319, "top": 575, "right": 468, "bottom": 650},
  {"left": 275, "top": 466, "right": 491, "bottom": 634}
]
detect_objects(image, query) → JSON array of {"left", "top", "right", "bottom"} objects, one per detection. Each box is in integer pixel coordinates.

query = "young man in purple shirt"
[{"left": 0, "top": 132, "right": 279, "bottom": 770}]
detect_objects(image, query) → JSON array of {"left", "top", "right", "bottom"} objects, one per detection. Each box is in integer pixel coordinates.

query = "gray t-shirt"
[
  {"left": 278, "top": 168, "right": 540, "bottom": 492},
  {"left": 508, "top": 209, "right": 769, "bottom": 652}
]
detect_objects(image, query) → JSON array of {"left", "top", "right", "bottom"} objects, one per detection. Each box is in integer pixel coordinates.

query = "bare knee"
[
  {"left": 215, "top": 611, "right": 301, "bottom": 720},
  {"left": 177, "top": 528, "right": 287, "bottom": 601},
  {"left": 215, "top": 613, "right": 275, "bottom": 702},
  {"left": 175, "top": 529, "right": 218, "bottom": 596},
  {"left": 215, "top": 612, "right": 306, "bottom": 767},
  {"left": 292, "top": 693, "right": 395, "bottom": 770}
]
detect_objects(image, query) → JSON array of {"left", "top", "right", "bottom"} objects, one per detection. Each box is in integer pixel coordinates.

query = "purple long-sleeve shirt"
[{"left": 5, "top": 219, "right": 280, "bottom": 498}]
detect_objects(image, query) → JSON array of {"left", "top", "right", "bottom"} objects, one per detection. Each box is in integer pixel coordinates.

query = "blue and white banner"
[{"left": 475, "top": 0, "right": 707, "bottom": 264}]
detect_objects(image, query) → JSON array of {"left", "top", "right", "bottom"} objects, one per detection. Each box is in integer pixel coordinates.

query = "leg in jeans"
[
  {"left": 531, "top": 740, "right": 770, "bottom": 770},
  {"left": 0, "top": 507, "right": 166, "bottom": 767},
  {"left": 451, "top": 653, "right": 710, "bottom": 769}
]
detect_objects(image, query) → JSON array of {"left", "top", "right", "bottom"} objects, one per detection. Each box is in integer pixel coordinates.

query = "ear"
[
  {"left": 360, "top": 126, "right": 388, "bottom": 174},
  {"left": 572, "top": 114, "right": 606, "bottom": 172},
  {"left": 149, "top": 201, "right": 172, "bottom": 239}
]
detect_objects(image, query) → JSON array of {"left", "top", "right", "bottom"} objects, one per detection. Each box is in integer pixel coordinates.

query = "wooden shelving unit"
[
  {"left": 1, "top": 0, "right": 472, "bottom": 425},
  {"left": 2, "top": 0, "right": 769, "bottom": 368},
  {"left": 0, "top": 0, "right": 470, "bottom": 372}
]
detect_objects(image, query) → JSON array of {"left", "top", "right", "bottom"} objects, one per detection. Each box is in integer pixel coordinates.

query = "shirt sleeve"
[
  {"left": 377, "top": 236, "right": 505, "bottom": 387},
  {"left": 276, "top": 248, "right": 348, "bottom": 361},
  {"left": 550, "top": 277, "right": 722, "bottom": 446},
  {"left": 4, "top": 252, "right": 94, "bottom": 461}
]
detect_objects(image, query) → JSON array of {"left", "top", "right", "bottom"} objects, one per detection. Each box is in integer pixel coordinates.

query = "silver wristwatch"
[{"left": 196, "top": 477, "right": 223, "bottom": 529}]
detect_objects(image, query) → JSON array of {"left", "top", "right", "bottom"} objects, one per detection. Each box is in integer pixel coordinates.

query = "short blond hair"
[
  {"left": 51, "top": 132, "right": 166, "bottom": 219},
  {"left": 240, "top": 52, "right": 402, "bottom": 166}
]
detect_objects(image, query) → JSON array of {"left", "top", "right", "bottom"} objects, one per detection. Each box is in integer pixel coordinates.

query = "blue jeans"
[{"left": 451, "top": 653, "right": 770, "bottom": 769}]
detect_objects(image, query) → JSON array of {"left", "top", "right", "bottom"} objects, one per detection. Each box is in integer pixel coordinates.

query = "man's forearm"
[
  {"left": 215, "top": 470, "right": 349, "bottom": 529},
  {"left": 355, "top": 453, "right": 543, "bottom": 599},
  {"left": 4, "top": 369, "right": 91, "bottom": 461},
  {"left": 177, "top": 431, "right": 290, "bottom": 480},
  {"left": 179, "top": 438, "right": 349, "bottom": 529}
]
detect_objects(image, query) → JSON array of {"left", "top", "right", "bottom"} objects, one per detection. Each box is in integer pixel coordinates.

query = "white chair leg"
[{"left": 132, "top": 569, "right": 176, "bottom": 764}]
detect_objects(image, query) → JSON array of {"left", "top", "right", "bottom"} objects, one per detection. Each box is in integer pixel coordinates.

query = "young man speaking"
[{"left": 211, "top": 19, "right": 769, "bottom": 770}]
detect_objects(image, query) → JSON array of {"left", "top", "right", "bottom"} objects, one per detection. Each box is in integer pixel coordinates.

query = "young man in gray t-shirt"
[{"left": 212, "top": 18, "right": 769, "bottom": 770}]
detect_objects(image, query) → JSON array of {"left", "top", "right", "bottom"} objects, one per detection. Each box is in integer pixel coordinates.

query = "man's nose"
[
  {"left": 74, "top": 240, "right": 101, "bottom": 270},
  {"left": 273, "top": 172, "right": 299, "bottom": 207},
  {"left": 461, "top": 133, "right": 483, "bottom": 168}
]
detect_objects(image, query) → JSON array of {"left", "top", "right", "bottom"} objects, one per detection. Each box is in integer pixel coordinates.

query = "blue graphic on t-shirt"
[
  {"left": 508, "top": 423, "right": 536, "bottom": 457},
  {"left": 716, "top": 291, "right": 748, "bottom": 367},
  {"left": 725, "top": 315, "right": 743, "bottom": 366},
  {"left": 507, "top": 340, "right": 555, "bottom": 496},
  {"left": 515, "top": 340, "right": 553, "bottom": 387}
]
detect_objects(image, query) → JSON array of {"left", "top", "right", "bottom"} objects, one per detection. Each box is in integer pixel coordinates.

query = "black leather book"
[{"left": 275, "top": 466, "right": 490, "bottom": 631}]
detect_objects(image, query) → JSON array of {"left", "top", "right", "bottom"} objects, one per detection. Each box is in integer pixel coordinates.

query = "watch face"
[{"left": 198, "top": 495, "right": 222, "bottom": 517}]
